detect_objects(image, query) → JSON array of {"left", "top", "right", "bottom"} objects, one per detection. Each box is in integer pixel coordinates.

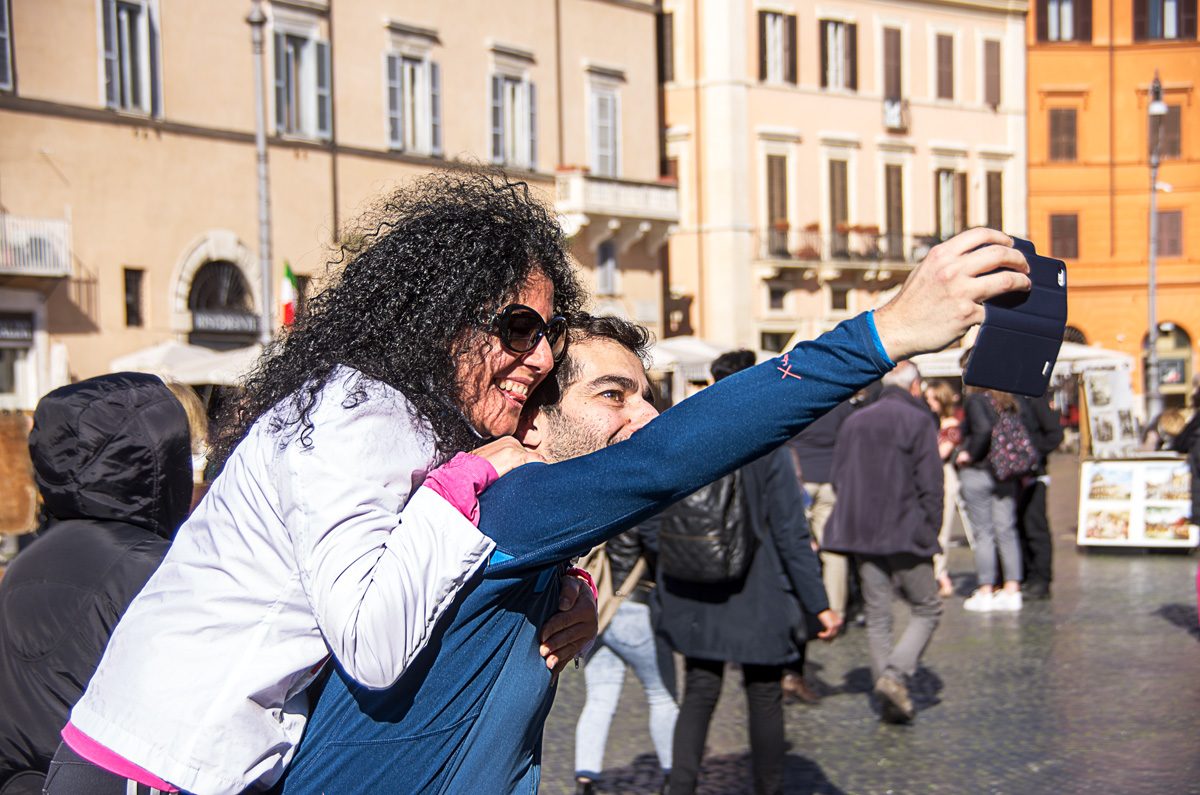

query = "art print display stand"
[{"left": 1076, "top": 366, "right": 1198, "bottom": 548}]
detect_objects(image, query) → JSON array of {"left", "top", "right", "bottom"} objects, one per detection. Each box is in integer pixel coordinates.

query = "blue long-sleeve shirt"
[{"left": 281, "top": 313, "right": 893, "bottom": 794}]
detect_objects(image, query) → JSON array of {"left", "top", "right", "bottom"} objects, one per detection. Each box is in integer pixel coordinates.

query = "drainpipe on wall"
[
  {"left": 692, "top": 0, "right": 705, "bottom": 338},
  {"left": 328, "top": 1, "right": 341, "bottom": 241}
]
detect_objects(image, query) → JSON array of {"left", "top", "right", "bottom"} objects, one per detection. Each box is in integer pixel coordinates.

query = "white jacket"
[{"left": 70, "top": 367, "right": 494, "bottom": 794}]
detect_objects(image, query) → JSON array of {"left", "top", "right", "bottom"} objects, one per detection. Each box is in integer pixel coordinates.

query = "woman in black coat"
[{"left": 651, "top": 351, "right": 839, "bottom": 795}]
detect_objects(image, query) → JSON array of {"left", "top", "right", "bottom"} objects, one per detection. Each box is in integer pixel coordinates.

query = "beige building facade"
[
  {"left": 659, "top": 0, "right": 1028, "bottom": 350},
  {"left": 0, "top": 0, "right": 675, "bottom": 409}
]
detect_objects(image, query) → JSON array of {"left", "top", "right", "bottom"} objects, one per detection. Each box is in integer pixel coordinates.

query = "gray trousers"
[
  {"left": 958, "top": 466, "right": 1022, "bottom": 586},
  {"left": 858, "top": 554, "right": 943, "bottom": 683}
]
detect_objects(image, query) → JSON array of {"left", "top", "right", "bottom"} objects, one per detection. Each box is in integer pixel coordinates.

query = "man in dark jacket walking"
[
  {"left": 1016, "top": 395, "right": 1064, "bottom": 599},
  {"left": 654, "top": 350, "right": 840, "bottom": 795},
  {"left": 0, "top": 373, "right": 192, "bottom": 794},
  {"left": 823, "top": 361, "right": 943, "bottom": 724}
]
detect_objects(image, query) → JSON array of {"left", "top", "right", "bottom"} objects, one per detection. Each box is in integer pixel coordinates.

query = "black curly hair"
[{"left": 209, "top": 168, "right": 583, "bottom": 470}]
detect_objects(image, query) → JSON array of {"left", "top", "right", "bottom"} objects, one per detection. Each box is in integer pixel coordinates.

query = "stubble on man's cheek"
[{"left": 545, "top": 414, "right": 611, "bottom": 463}]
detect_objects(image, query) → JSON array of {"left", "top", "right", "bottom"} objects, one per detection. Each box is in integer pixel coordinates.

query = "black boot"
[{"left": 575, "top": 778, "right": 595, "bottom": 795}]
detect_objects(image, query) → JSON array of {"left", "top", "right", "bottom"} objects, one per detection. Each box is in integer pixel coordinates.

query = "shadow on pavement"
[
  {"left": 587, "top": 751, "right": 846, "bottom": 794},
  {"left": 1155, "top": 602, "right": 1200, "bottom": 641}
]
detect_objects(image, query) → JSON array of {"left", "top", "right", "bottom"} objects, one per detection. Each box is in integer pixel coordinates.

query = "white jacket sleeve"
[{"left": 278, "top": 387, "right": 495, "bottom": 690}]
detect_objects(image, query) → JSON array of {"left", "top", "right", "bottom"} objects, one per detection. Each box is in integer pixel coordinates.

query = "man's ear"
[{"left": 515, "top": 408, "right": 546, "bottom": 452}]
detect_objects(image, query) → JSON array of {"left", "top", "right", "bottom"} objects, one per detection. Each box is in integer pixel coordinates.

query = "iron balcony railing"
[
  {"left": 0, "top": 214, "right": 73, "bottom": 278},
  {"left": 760, "top": 227, "right": 938, "bottom": 266}
]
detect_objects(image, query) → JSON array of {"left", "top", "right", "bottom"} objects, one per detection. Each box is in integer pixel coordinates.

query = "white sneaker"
[
  {"left": 991, "top": 590, "right": 1023, "bottom": 612},
  {"left": 962, "top": 590, "right": 994, "bottom": 612}
]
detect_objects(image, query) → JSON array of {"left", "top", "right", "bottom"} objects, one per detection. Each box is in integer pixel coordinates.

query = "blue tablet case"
[{"left": 961, "top": 237, "right": 1067, "bottom": 398}]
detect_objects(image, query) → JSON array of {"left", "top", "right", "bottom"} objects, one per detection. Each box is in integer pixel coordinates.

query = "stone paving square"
[{"left": 540, "top": 454, "right": 1200, "bottom": 794}]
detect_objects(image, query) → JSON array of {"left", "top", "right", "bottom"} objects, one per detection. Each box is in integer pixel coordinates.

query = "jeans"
[
  {"left": 1017, "top": 478, "right": 1053, "bottom": 586},
  {"left": 958, "top": 466, "right": 1022, "bottom": 586},
  {"left": 804, "top": 482, "right": 847, "bottom": 615},
  {"left": 857, "top": 555, "right": 943, "bottom": 683},
  {"left": 43, "top": 743, "right": 170, "bottom": 795},
  {"left": 670, "top": 659, "right": 785, "bottom": 795},
  {"left": 933, "top": 463, "right": 959, "bottom": 582},
  {"left": 574, "top": 600, "right": 678, "bottom": 779}
]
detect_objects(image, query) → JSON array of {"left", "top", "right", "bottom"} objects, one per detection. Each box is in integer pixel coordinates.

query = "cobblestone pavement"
[{"left": 540, "top": 454, "right": 1200, "bottom": 794}]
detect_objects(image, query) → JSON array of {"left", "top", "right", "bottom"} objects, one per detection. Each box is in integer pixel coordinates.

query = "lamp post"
[
  {"left": 248, "top": 0, "right": 274, "bottom": 345},
  {"left": 1146, "top": 71, "right": 1168, "bottom": 421}
]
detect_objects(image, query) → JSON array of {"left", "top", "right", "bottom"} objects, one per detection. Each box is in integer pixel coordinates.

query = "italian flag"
[{"left": 280, "top": 261, "right": 298, "bottom": 326}]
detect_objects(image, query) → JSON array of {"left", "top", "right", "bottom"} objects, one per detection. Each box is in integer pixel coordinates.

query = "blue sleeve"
[{"left": 481, "top": 312, "right": 893, "bottom": 575}]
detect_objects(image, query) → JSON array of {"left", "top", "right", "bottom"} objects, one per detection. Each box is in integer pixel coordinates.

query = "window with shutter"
[
  {"left": 1157, "top": 210, "right": 1182, "bottom": 257},
  {"left": 936, "top": 34, "right": 954, "bottom": 100},
  {"left": 829, "top": 160, "right": 849, "bottom": 257},
  {"left": 1150, "top": 105, "right": 1182, "bottom": 159},
  {"left": 954, "top": 172, "right": 968, "bottom": 233},
  {"left": 935, "top": 169, "right": 959, "bottom": 239},
  {"left": 100, "top": 0, "right": 160, "bottom": 115},
  {"left": 596, "top": 240, "right": 618, "bottom": 296},
  {"left": 430, "top": 62, "right": 442, "bottom": 156},
  {"left": 1140, "top": 0, "right": 1193, "bottom": 38},
  {"left": 885, "top": 164, "right": 904, "bottom": 260},
  {"left": 1049, "top": 108, "right": 1077, "bottom": 161},
  {"left": 591, "top": 86, "right": 619, "bottom": 178},
  {"left": 785, "top": 15, "right": 797, "bottom": 85},
  {"left": 492, "top": 72, "right": 536, "bottom": 170},
  {"left": 820, "top": 21, "right": 852, "bottom": 90},
  {"left": 1044, "top": 0, "right": 1080, "bottom": 40},
  {"left": 986, "top": 171, "right": 1003, "bottom": 230},
  {"left": 386, "top": 55, "right": 403, "bottom": 149},
  {"left": 883, "top": 28, "right": 901, "bottom": 100},
  {"left": 767, "top": 155, "right": 788, "bottom": 255},
  {"left": 271, "top": 20, "right": 329, "bottom": 140},
  {"left": 0, "top": 0, "right": 12, "bottom": 90},
  {"left": 761, "top": 12, "right": 788, "bottom": 83},
  {"left": 984, "top": 41, "right": 1001, "bottom": 109},
  {"left": 1050, "top": 214, "right": 1079, "bottom": 259}
]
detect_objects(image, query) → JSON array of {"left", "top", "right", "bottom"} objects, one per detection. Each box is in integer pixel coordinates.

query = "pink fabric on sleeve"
[
  {"left": 61, "top": 722, "right": 179, "bottom": 792},
  {"left": 421, "top": 452, "right": 499, "bottom": 527}
]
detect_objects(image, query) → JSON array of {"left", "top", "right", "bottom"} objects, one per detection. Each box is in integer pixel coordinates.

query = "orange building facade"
[{"left": 1027, "top": 0, "right": 1200, "bottom": 408}]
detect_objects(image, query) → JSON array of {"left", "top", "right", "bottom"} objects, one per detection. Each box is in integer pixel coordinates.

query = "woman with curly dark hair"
[{"left": 49, "top": 170, "right": 589, "bottom": 795}]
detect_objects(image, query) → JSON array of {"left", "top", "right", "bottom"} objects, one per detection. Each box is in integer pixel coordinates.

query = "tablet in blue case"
[{"left": 961, "top": 237, "right": 1068, "bottom": 398}]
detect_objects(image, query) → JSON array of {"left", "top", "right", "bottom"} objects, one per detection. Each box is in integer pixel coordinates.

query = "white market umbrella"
[
  {"left": 170, "top": 344, "right": 264, "bottom": 387},
  {"left": 110, "top": 340, "right": 223, "bottom": 380}
]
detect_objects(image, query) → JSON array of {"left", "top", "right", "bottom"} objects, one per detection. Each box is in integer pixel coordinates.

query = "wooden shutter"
[
  {"left": 830, "top": 161, "right": 848, "bottom": 225},
  {"left": 315, "top": 41, "right": 331, "bottom": 140},
  {"left": 884, "top": 28, "right": 901, "bottom": 100},
  {"left": 987, "top": 171, "right": 1003, "bottom": 230},
  {"left": 273, "top": 32, "right": 287, "bottom": 133},
  {"left": 658, "top": 13, "right": 674, "bottom": 82},
  {"left": 1050, "top": 108, "right": 1077, "bottom": 160},
  {"left": 1051, "top": 214, "right": 1078, "bottom": 258},
  {"left": 1133, "top": 0, "right": 1148, "bottom": 40},
  {"left": 148, "top": 5, "right": 161, "bottom": 116},
  {"left": 885, "top": 164, "right": 904, "bottom": 258},
  {"left": 528, "top": 81, "right": 538, "bottom": 169},
  {"left": 1159, "top": 211, "right": 1182, "bottom": 257},
  {"left": 102, "top": 0, "right": 118, "bottom": 108},
  {"left": 1036, "top": 0, "right": 1049, "bottom": 40},
  {"left": 767, "top": 155, "right": 788, "bottom": 223},
  {"left": 430, "top": 62, "right": 442, "bottom": 156},
  {"left": 758, "top": 11, "right": 768, "bottom": 81},
  {"left": 785, "top": 15, "right": 797, "bottom": 84},
  {"left": 955, "top": 171, "right": 968, "bottom": 233},
  {"left": 490, "top": 75, "right": 503, "bottom": 163},
  {"left": 1162, "top": 106, "right": 1181, "bottom": 158},
  {"left": 846, "top": 23, "right": 858, "bottom": 91},
  {"left": 819, "top": 21, "right": 829, "bottom": 88},
  {"left": 1182, "top": 0, "right": 1198, "bottom": 38},
  {"left": 984, "top": 40, "right": 1001, "bottom": 109},
  {"left": 934, "top": 170, "right": 943, "bottom": 237},
  {"left": 937, "top": 35, "right": 953, "bottom": 100},
  {"left": 386, "top": 55, "right": 402, "bottom": 149},
  {"left": 1076, "top": 0, "right": 1094, "bottom": 41}
]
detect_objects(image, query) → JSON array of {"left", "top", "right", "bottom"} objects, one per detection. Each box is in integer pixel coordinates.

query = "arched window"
[
  {"left": 188, "top": 261, "right": 258, "bottom": 349},
  {"left": 1063, "top": 325, "right": 1087, "bottom": 344}
]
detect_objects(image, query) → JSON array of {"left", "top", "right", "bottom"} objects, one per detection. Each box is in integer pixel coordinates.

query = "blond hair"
[
  {"left": 925, "top": 380, "right": 959, "bottom": 419},
  {"left": 163, "top": 380, "right": 209, "bottom": 456}
]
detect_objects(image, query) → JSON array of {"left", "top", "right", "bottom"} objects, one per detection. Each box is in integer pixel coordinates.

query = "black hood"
[{"left": 29, "top": 372, "right": 193, "bottom": 540}]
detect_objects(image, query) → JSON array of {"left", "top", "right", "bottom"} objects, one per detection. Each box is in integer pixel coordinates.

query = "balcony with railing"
[
  {"left": 759, "top": 224, "right": 937, "bottom": 269},
  {"left": 0, "top": 214, "right": 73, "bottom": 285},
  {"left": 556, "top": 168, "right": 678, "bottom": 252}
]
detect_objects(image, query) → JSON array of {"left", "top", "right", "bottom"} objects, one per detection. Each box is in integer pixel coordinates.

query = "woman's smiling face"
[{"left": 457, "top": 270, "right": 557, "bottom": 438}]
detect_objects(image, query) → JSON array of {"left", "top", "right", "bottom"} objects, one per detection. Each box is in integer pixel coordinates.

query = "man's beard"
[{"left": 543, "top": 411, "right": 617, "bottom": 463}]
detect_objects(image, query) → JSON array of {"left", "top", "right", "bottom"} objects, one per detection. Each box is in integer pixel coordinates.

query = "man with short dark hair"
[{"left": 823, "top": 361, "right": 944, "bottom": 724}]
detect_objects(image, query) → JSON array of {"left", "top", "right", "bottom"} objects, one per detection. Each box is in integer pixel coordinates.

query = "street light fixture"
[
  {"left": 248, "top": 0, "right": 274, "bottom": 346},
  {"left": 1145, "top": 71, "right": 1167, "bottom": 421}
]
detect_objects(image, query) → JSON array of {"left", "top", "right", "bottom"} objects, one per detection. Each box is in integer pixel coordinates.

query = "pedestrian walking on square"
[
  {"left": 0, "top": 373, "right": 194, "bottom": 795},
  {"left": 957, "top": 387, "right": 1028, "bottom": 612},
  {"left": 655, "top": 350, "right": 841, "bottom": 795},
  {"left": 924, "top": 380, "right": 963, "bottom": 598},
  {"left": 1015, "top": 395, "right": 1064, "bottom": 599},
  {"left": 823, "top": 362, "right": 944, "bottom": 724},
  {"left": 574, "top": 525, "right": 678, "bottom": 794}
]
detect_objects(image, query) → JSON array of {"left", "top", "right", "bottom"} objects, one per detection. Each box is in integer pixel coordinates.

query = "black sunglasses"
[{"left": 492, "top": 304, "right": 568, "bottom": 361}]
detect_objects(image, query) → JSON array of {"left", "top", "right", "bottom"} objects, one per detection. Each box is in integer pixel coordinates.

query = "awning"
[
  {"left": 110, "top": 340, "right": 223, "bottom": 378},
  {"left": 170, "top": 344, "right": 263, "bottom": 386}
]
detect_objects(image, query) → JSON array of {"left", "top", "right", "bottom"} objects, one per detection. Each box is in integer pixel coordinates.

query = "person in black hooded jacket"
[{"left": 0, "top": 372, "right": 192, "bottom": 795}]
